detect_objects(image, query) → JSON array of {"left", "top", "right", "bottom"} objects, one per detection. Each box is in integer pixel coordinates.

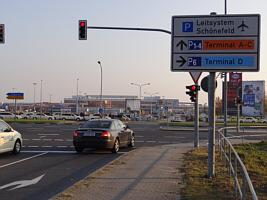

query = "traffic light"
[
  {"left": 186, "top": 85, "right": 199, "bottom": 102},
  {"left": 0, "top": 24, "right": 4, "bottom": 44},
  {"left": 78, "top": 20, "right": 87, "bottom": 40},
  {"left": 237, "top": 96, "right": 242, "bottom": 104}
]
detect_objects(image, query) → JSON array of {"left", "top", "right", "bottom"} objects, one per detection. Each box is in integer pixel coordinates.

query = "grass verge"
[{"left": 181, "top": 140, "right": 267, "bottom": 200}]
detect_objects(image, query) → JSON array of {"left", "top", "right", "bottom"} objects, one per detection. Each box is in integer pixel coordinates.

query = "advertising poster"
[
  {"left": 242, "top": 81, "right": 265, "bottom": 116},
  {"left": 227, "top": 73, "right": 242, "bottom": 115}
]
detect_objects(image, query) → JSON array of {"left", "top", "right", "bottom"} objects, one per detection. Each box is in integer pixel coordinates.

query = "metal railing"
[{"left": 217, "top": 126, "right": 266, "bottom": 200}]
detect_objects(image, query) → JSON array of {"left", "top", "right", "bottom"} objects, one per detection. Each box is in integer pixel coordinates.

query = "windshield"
[{"left": 81, "top": 121, "right": 111, "bottom": 129}]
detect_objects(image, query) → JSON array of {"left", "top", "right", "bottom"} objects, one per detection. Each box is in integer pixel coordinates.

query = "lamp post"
[
  {"left": 97, "top": 61, "right": 103, "bottom": 110},
  {"left": 76, "top": 78, "right": 79, "bottom": 114},
  {"left": 33, "top": 83, "right": 37, "bottom": 111},
  {"left": 131, "top": 82, "right": 150, "bottom": 114},
  {"left": 144, "top": 92, "right": 158, "bottom": 116},
  {"left": 131, "top": 83, "right": 150, "bottom": 99},
  {"left": 40, "top": 79, "right": 43, "bottom": 119}
]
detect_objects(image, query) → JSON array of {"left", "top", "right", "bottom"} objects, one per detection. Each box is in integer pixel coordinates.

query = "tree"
[{"left": 215, "top": 97, "right": 222, "bottom": 115}]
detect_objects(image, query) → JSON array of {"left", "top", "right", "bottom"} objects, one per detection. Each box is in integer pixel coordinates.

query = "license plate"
[{"left": 83, "top": 132, "right": 96, "bottom": 136}]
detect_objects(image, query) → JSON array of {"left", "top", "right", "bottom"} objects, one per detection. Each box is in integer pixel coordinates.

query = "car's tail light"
[
  {"left": 101, "top": 132, "right": 110, "bottom": 137},
  {"left": 74, "top": 132, "right": 78, "bottom": 136}
]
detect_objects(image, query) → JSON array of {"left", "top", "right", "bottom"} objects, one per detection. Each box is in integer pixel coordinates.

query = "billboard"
[
  {"left": 227, "top": 73, "right": 242, "bottom": 115},
  {"left": 242, "top": 81, "right": 265, "bottom": 116},
  {"left": 125, "top": 99, "right": 141, "bottom": 112}
]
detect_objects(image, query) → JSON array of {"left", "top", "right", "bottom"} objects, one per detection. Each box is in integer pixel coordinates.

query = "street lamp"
[
  {"left": 33, "top": 83, "right": 37, "bottom": 111},
  {"left": 76, "top": 78, "right": 79, "bottom": 114},
  {"left": 97, "top": 61, "right": 103, "bottom": 110},
  {"left": 40, "top": 79, "right": 43, "bottom": 119},
  {"left": 131, "top": 82, "right": 150, "bottom": 99},
  {"left": 144, "top": 92, "right": 158, "bottom": 116},
  {"left": 131, "top": 82, "right": 150, "bottom": 114}
]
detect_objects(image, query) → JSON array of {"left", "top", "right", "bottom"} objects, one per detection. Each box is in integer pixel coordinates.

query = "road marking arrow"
[
  {"left": 176, "top": 56, "right": 186, "bottom": 67},
  {"left": 0, "top": 174, "right": 45, "bottom": 191}
]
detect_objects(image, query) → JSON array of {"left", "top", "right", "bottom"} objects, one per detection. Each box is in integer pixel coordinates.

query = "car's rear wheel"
[
  {"left": 112, "top": 138, "right": 119, "bottom": 153},
  {"left": 13, "top": 140, "right": 21, "bottom": 155},
  {"left": 128, "top": 135, "right": 135, "bottom": 147},
  {"left": 76, "top": 118, "right": 80, "bottom": 121},
  {"left": 75, "top": 146, "right": 84, "bottom": 153}
]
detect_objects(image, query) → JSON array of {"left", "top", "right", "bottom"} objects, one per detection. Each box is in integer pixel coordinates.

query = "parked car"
[
  {"left": 52, "top": 112, "right": 62, "bottom": 120},
  {"left": 20, "top": 112, "right": 34, "bottom": 119},
  {"left": 215, "top": 116, "right": 231, "bottom": 123},
  {"left": 239, "top": 117, "right": 258, "bottom": 123},
  {"left": 259, "top": 118, "right": 267, "bottom": 123},
  {"left": 171, "top": 115, "right": 181, "bottom": 122},
  {"left": 84, "top": 114, "right": 101, "bottom": 121},
  {"left": 0, "top": 120, "right": 22, "bottom": 154},
  {"left": 73, "top": 119, "right": 135, "bottom": 153},
  {"left": 60, "top": 113, "right": 83, "bottom": 121},
  {"left": 0, "top": 112, "right": 21, "bottom": 119},
  {"left": 31, "top": 113, "right": 54, "bottom": 120}
]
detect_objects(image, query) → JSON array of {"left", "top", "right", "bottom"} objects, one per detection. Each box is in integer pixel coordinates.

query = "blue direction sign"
[
  {"left": 98, "top": 108, "right": 103, "bottom": 113},
  {"left": 171, "top": 14, "right": 260, "bottom": 72},
  {"left": 6, "top": 93, "right": 24, "bottom": 99}
]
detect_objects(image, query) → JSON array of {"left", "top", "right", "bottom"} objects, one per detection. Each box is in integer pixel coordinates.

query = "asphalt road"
[
  {"left": 0, "top": 121, "right": 202, "bottom": 200},
  {"left": 1, "top": 121, "right": 264, "bottom": 200}
]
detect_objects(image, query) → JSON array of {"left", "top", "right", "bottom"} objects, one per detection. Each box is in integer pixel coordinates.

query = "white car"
[
  {"left": 60, "top": 113, "right": 83, "bottom": 121},
  {"left": 239, "top": 117, "right": 258, "bottom": 123},
  {"left": 84, "top": 114, "right": 100, "bottom": 121},
  {"left": 0, "top": 112, "right": 21, "bottom": 119},
  {"left": 0, "top": 120, "right": 22, "bottom": 154},
  {"left": 31, "top": 113, "right": 54, "bottom": 120},
  {"left": 20, "top": 112, "right": 34, "bottom": 119},
  {"left": 215, "top": 116, "right": 231, "bottom": 123},
  {"left": 259, "top": 118, "right": 267, "bottom": 123}
]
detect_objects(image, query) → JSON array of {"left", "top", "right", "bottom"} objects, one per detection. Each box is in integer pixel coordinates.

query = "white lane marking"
[
  {"left": 38, "top": 134, "right": 59, "bottom": 136},
  {"left": 0, "top": 152, "right": 47, "bottom": 169},
  {"left": 164, "top": 136, "right": 186, "bottom": 139},
  {"left": 22, "top": 151, "right": 76, "bottom": 153},
  {"left": 55, "top": 139, "right": 64, "bottom": 141},
  {"left": 33, "top": 139, "right": 41, "bottom": 141},
  {"left": 0, "top": 174, "right": 45, "bottom": 191},
  {"left": 28, "top": 146, "right": 39, "bottom": 148}
]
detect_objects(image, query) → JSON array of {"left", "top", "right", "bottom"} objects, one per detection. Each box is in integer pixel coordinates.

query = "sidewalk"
[{"left": 51, "top": 142, "right": 207, "bottom": 200}]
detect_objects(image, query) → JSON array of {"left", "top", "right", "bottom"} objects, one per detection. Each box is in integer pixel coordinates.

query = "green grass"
[{"left": 181, "top": 140, "right": 267, "bottom": 200}]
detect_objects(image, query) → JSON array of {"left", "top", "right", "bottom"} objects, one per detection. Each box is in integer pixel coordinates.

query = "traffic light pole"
[
  {"left": 194, "top": 82, "right": 199, "bottom": 147},
  {"left": 208, "top": 72, "right": 216, "bottom": 178}
]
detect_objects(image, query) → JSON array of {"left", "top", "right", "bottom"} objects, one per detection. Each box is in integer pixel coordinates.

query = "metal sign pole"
[
  {"left": 194, "top": 81, "right": 199, "bottom": 147},
  {"left": 208, "top": 72, "right": 216, "bottom": 178}
]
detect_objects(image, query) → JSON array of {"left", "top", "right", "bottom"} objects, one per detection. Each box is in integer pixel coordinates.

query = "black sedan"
[{"left": 73, "top": 119, "right": 135, "bottom": 153}]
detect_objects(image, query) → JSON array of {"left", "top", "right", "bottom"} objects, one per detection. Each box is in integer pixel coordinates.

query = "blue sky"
[{"left": 0, "top": 0, "right": 266, "bottom": 104}]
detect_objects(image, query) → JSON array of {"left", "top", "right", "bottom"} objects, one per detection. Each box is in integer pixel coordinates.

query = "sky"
[{"left": 0, "top": 0, "right": 266, "bottom": 105}]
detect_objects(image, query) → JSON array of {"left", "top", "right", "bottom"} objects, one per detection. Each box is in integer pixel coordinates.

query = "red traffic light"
[
  {"left": 78, "top": 20, "right": 87, "bottom": 40},
  {"left": 80, "top": 22, "right": 85, "bottom": 27}
]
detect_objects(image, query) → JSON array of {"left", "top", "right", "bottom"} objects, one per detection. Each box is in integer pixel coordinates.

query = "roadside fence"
[{"left": 217, "top": 126, "right": 266, "bottom": 200}]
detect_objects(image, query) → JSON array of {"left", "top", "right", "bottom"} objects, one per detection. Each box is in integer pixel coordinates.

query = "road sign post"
[{"left": 171, "top": 14, "right": 260, "bottom": 72}]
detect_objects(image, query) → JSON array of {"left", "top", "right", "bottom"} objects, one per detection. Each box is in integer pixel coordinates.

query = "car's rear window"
[{"left": 81, "top": 121, "right": 111, "bottom": 129}]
